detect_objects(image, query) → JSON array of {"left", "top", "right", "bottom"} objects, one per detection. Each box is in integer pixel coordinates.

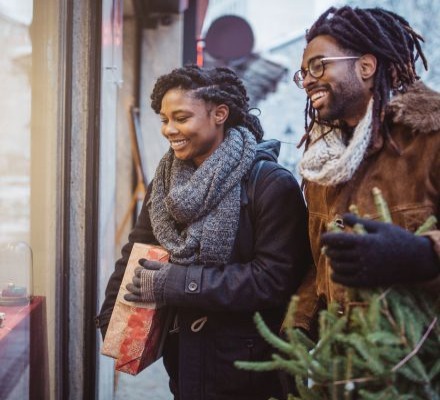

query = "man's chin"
[
  {"left": 316, "top": 110, "right": 329, "bottom": 121},
  {"left": 316, "top": 107, "right": 339, "bottom": 123}
]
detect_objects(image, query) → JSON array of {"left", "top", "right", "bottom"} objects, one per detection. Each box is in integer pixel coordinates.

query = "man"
[{"left": 292, "top": 6, "right": 440, "bottom": 334}]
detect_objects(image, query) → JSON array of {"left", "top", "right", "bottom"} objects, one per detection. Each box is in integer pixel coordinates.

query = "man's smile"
[{"left": 310, "top": 90, "right": 329, "bottom": 108}]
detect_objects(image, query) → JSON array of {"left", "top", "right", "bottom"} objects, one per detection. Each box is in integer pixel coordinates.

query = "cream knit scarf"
[{"left": 299, "top": 100, "right": 373, "bottom": 186}]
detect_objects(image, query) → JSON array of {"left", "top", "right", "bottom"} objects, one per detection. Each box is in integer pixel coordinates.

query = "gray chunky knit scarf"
[{"left": 149, "top": 126, "right": 257, "bottom": 266}]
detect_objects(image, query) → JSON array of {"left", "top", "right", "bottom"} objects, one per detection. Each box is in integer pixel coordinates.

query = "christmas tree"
[{"left": 235, "top": 188, "right": 440, "bottom": 399}]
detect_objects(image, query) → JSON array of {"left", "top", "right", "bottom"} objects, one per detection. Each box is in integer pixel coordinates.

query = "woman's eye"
[
  {"left": 160, "top": 119, "right": 168, "bottom": 124},
  {"left": 176, "top": 117, "right": 188, "bottom": 123}
]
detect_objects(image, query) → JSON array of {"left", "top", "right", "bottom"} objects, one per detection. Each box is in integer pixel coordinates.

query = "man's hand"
[
  {"left": 124, "top": 259, "right": 164, "bottom": 303},
  {"left": 321, "top": 214, "right": 439, "bottom": 287}
]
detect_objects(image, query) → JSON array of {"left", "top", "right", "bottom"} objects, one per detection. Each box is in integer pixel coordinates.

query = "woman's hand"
[{"left": 124, "top": 259, "right": 169, "bottom": 303}]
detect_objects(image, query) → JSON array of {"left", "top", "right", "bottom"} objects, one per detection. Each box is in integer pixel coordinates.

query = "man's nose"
[{"left": 302, "top": 70, "right": 317, "bottom": 89}]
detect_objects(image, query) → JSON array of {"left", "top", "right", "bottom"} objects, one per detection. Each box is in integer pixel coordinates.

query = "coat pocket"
[{"left": 205, "top": 333, "right": 278, "bottom": 398}]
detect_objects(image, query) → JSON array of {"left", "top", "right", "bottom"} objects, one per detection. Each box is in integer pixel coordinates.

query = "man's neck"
[{"left": 340, "top": 122, "right": 355, "bottom": 145}]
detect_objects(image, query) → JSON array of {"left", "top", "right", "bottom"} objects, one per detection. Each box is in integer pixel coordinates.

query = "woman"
[{"left": 98, "top": 65, "right": 310, "bottom": 400}]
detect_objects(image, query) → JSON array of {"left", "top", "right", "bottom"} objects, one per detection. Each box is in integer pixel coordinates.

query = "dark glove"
[
  {"left": 321, "top": 214, "right": 440, "bottom": 287},
  {"left": 124, "top": 259, "right": 171, "bottom": 305}
]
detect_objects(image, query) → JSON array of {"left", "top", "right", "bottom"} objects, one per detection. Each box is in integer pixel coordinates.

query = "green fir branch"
[
  {"left": 235, "top": 188, "right": 440, "bottom": 399},
  {"left": 428, "top": 358, "right": 440, "bottom": 380},
  {"left": 234, "top": 360, "right": 281, "bottom": 372},
  {"left": 372, "top": 187, "right": 392, "bottom": 222},
  {"left": 253, "top": 312, "right": 296, "bottom": 356},
  {"left": 415, "top": 215, "right": 438, "bottom": 235},
  {"left": 293, "top": 327, "right": 316, "bottom": 350}
]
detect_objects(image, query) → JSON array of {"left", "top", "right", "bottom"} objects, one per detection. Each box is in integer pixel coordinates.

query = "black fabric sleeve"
[{"left": 97, "top": 182, "right": 158, "bottom": 334}]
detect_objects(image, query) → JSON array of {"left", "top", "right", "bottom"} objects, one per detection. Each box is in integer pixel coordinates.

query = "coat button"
[{"left": 188, "top": 281, "right": 198, "bottom": 292}]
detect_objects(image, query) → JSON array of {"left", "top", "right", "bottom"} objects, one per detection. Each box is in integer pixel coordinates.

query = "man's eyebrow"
[{"left": 302, "top": 54, "right": 326, "bottom": 68}]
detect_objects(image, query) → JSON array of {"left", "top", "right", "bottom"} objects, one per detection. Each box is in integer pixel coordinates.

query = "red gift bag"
[{"left": 101, "top": 243, "right": 173, "bottom": 375}]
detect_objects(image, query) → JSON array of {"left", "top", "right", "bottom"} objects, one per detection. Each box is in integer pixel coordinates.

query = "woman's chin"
[{"left": 173, "top": 151, "right": 193, "bottom": 162}]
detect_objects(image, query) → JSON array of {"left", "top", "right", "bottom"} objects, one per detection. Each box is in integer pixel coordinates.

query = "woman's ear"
[
  {"left": 359, "top": 54, "right": 377, "bottom": 80},
  {"left": 214, "top": 104, "right": 229, "bottom": 125}
]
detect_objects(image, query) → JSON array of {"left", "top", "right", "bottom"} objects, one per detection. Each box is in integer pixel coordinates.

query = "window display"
[{"left": 0, "top": 241, "right": 32, "bottom": 306}]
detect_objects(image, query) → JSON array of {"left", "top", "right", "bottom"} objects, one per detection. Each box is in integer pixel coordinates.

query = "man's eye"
[{"left": 310, "top": 60, "right": 322, "bottom": 71}]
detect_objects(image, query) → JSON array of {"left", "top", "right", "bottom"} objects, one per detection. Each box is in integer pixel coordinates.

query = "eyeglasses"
[{"left": 293, "top": 56, "right": 360, "bottom": 89}]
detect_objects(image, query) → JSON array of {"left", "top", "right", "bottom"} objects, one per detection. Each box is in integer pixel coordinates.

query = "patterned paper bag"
[{"left": 101, "top": 243, "right": 173, "bottom": 375}]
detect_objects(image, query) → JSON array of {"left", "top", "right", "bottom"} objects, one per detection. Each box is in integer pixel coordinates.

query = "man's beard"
[{"left": 317, "top": 71, "right": 365, "bottom": 123}]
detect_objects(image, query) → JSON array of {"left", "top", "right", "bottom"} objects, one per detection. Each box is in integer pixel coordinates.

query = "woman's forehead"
[{"left": 160, "top": 88, "right": 207, "bottom": 113}]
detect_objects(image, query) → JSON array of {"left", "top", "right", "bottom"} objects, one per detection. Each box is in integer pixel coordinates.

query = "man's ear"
[
  {"left": 359, "top": 54, "right": 377, "bottom": 80},
  {"left": 214, "top": 104, "right": 229, "bottom": 125}
]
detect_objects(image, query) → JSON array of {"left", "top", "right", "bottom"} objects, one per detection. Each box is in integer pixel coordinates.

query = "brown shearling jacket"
[{"left": 294, "top": 81, "right": 440, "bottom": 332}]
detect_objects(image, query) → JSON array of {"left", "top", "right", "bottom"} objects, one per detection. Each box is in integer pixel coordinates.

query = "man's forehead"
[{"left": 301, "top": 35, "right": 345, "bottom": 64}]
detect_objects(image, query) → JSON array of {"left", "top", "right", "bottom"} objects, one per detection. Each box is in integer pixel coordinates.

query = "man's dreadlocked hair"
[
  {"left": 301, "top": 6, "right": 428, "bottom": 150},
  {"left": 150, "top": 64, "right": 264, "bottom": 142}
]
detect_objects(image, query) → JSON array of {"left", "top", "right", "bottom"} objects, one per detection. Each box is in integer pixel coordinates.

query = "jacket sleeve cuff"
[
  {"left": 152, "top": 263, "right": 172, "bottom": 306},
  {"left": 416, "top": 230, "right": 440, "bottom": 294},
  {"left": 140, "top": 269, "right": 156, "bottom": 302},
  {"left": 421, "top": 230, "right": 440, "bottom": 263},
  {"left": 283, "top": 267, "right": 320, "bottom": 334}
]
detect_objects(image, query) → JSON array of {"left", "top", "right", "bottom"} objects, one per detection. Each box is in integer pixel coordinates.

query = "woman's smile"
[{"left": 169, "top": 138, "right": 190, "bottom": 151}]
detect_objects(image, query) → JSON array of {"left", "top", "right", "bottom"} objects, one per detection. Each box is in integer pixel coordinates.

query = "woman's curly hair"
[{"left": 150, "top": 64, "right": 264, "bottom": 142}]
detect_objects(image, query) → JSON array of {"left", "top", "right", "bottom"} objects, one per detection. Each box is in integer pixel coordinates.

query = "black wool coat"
[{"left": 99, "top": 140, "right": 311, "bottom": 400}]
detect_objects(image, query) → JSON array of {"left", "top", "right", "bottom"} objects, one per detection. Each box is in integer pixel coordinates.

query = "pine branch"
[
  {"left": 372, "top": 187, "right": 392, "bottom": 222},
  {"left": 236, "top": 188, "right": 440, "bottom": 398},
  {"left": 252, "top": 312, "right": 297, "bottom": 356}
]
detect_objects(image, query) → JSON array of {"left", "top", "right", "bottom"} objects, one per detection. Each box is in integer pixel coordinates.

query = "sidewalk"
[{"left": 115, "top": 360, "right": 172, "bottom": 400}]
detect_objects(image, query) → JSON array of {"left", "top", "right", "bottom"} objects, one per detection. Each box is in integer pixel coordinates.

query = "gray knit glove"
[{"left": 124, "top": 259, "right": 171, "bottom": 306}]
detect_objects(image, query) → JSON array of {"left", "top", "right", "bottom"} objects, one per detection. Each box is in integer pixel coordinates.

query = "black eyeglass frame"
[{"left": 293, "top": 56, "right": 360, "bottom": 89}]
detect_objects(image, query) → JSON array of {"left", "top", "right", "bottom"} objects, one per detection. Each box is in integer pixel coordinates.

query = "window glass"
[{"left": 0, "top": 1, "right": 61, "bottom": 398}]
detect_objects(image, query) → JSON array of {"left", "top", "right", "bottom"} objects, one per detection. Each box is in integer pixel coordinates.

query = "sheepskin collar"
[{"left": 386, "top": 81, "right": 440, "bottom": 134}]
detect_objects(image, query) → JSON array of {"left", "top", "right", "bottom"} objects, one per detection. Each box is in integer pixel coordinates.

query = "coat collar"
[{"left": 386, "top": 80, "right": 440, "bottom": 134}]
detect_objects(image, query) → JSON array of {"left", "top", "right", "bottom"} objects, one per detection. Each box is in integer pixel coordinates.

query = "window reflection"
[{"left": 0, "top": 1, "right": 33, "bottom": 245}]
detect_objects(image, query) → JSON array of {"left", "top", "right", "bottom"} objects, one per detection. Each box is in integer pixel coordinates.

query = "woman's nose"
[{"left": 162, "top": 122, "right": 178, "bottom": 136}]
